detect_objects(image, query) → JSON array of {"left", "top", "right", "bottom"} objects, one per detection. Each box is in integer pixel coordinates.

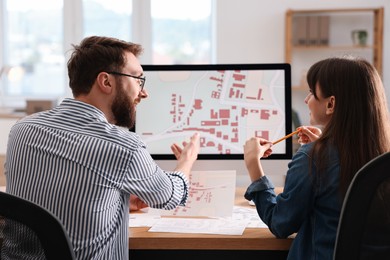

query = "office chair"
[
  {"left": 333, "top": 152, "right": 390, "bottom": 260},
  {"left": 0, "top": 191, "right": 76, "bottom": 260}
]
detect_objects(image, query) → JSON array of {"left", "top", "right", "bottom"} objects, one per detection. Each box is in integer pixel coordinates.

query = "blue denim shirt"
[{"left": 245, "top": 143, "right": 342, "bottom": 260}]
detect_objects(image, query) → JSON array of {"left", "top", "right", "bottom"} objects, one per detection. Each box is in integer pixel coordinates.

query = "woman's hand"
[
  {"left": 297, "top": 126, "right": 322, "bottom": 145},
  {"left": 243, "top": 137, "right": 273, "bottom": 181},
  {"left": 244, "top": 137, "right": 273, "bottom": 160}
]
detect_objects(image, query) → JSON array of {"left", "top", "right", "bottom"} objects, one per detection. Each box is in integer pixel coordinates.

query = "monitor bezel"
[{"left": 135, "top": 63, "right": 292, "bottom": 160}]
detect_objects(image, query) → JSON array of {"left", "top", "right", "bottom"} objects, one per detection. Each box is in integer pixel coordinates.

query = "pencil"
[{"left": 272, "top": 129, "right": 300, "bottom": 145}]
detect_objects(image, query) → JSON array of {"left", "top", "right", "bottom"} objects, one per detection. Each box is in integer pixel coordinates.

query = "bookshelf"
[{"left": 285, "top": 8, "right": 384, "bottom": 91}]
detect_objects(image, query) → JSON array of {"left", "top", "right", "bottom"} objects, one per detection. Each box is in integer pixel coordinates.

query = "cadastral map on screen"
[{"left": 135, "top": 64, "right": 291, "bottom": 159}]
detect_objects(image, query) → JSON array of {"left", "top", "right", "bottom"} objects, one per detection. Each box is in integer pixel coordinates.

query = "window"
[
  {"left": 83, "top": 0, "right": 132, "bottom": 40},
  {"left": 151, "top": 0, "right": 212, "bottom": 64},
  {"left": 2, "top": 0, "right": 64, "bottom": 107},
  {"left": 0, "top": 0, "right": 213, "bottom": 108}
]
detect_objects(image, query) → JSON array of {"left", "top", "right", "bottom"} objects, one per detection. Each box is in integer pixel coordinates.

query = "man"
[{"left": 4, "top": 36, "right": 200, "bottom": 259}]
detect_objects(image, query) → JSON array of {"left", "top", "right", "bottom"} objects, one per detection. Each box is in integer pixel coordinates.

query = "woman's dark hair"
[
  {"left": 306, "top": 56, "right": 390, "bottom": 195},
  {"left": 67, "top": 36, "right": 143, "bottom": 96}
]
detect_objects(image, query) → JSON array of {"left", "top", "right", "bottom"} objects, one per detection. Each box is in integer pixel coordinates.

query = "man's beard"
[{"left": 111, "top": 82, "right": 136, "bottom": 129}]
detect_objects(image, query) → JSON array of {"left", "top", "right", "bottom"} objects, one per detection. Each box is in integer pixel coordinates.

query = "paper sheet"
[
  {"left": 129, "top": 206, "right": 268, "bottom": 235},
  {"left": 230, "top": 206, "right": 268, "bottom": 228},
  {"left": 129, "top": 213, "right": 161, "bottom": 227},
  {"left": 148, "top": 170, "right": 236, "bottom": 218},
  {"left": 148, "top": 217, "right": 249, "bottom": 235}
]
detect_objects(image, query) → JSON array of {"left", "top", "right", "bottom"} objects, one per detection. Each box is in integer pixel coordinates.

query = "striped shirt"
[{"left": 5, "top": 98, "right": 189, "bottom": 260}]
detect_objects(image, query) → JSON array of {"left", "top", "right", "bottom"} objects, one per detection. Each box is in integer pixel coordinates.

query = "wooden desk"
[
  {"left": 128, "top": 187, "right": 293, "bottom": 259},
  {"left": 0, "top": 110, "right": 26, "bottom": 119}
]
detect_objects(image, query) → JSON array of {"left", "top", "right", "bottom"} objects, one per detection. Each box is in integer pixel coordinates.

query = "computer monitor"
[{"left": 135, "top": 63, "right": 292, "bottom": 160}]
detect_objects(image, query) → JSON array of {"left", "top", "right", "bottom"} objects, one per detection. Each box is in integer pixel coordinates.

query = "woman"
[{"left": 243, "top": 57, "right": 390, "bottom": 259}]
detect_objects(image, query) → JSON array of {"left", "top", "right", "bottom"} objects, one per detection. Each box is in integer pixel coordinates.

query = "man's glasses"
[{"left": 108, "top": 71, "right": 146, "bottom": 91}]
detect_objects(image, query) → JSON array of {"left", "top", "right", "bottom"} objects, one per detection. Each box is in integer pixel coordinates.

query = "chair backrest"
[
  {"left": 0, "top": 191, "right": 76, "bottom": 260},
  {"left": 333, "top": 152, "right": 390, "bottom": 260}
]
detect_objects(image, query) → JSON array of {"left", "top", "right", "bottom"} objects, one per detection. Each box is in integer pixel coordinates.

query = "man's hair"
[
  {"left": 306, "top": 56, "right": 390, "bottom": 196},
  {"left": 67, "top": 36, "right": 143, "bottom": 96}
]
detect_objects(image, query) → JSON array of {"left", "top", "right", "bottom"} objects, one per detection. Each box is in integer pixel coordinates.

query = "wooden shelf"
[
  {"left": 0, "top": 109, "right": 26, "bottom": 119},
  {"left": 291, "top": 45, "right": 374, "bottom": 50},
  {"left": 285, "top": 8, "right": 384, "bottom": 81},
  {"left": 285, "top": 8, "right": 382, "bottom": 15},
  {"left": 292, "top": 86, "right": 308, "bottom": 91}
]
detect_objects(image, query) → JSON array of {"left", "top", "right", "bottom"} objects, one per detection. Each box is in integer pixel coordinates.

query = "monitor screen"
[{"left": 135, "top": 63, "right": 292, "bottom": 160}]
